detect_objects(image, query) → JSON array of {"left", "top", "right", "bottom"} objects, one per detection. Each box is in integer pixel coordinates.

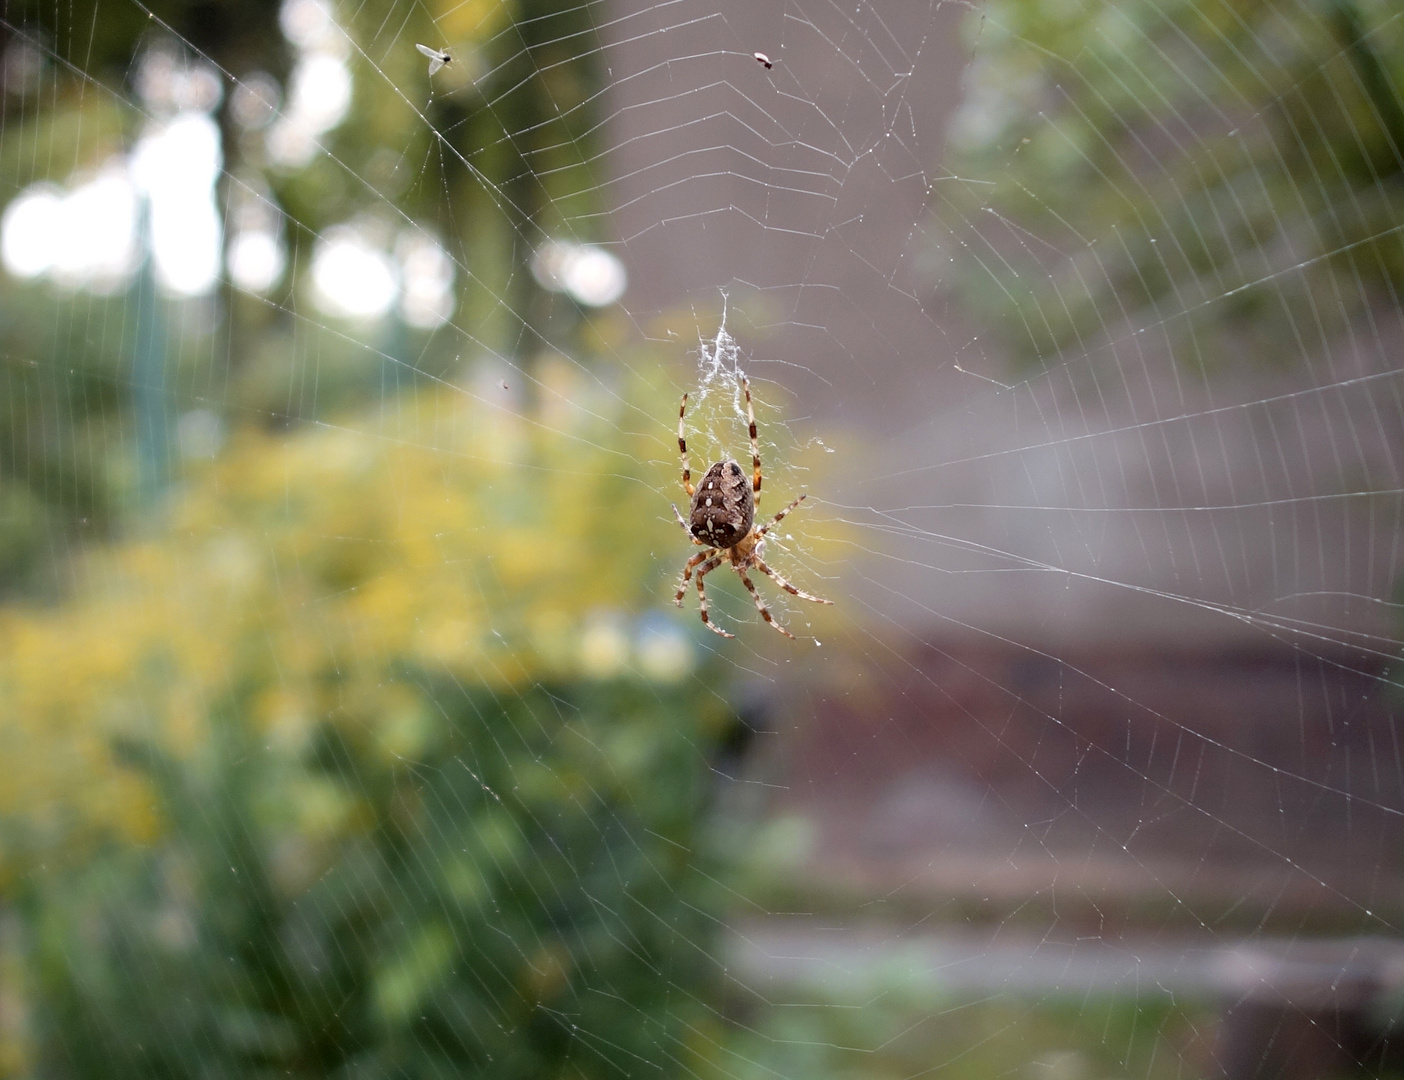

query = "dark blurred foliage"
[
  {"left": 0, "top": 0, "right": 287, "bottom": 77},
  {"left": 24, "top": 678, "right": 727, "bottom": 1079},
  {"left": 0, "top": 292, "right": 126, "bottom": 591},
  {"left": 935, "top": 0, "right": 1404, "bottom": 370}
]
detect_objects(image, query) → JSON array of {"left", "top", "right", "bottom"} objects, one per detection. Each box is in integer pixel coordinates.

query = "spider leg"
[
  {"left": 674, "top": 548, "right": 717, "bottom": 605},
  {"left": 755, "top": 558, "right": 832, "bottom": 605},
  {"left": 736, "top": 565, "right": 794, "bottom": 638},
  {"left": 678, "top": 392, "right": 695, "bottom": 498},
  {"left": 693, "top": 554, "right": 733, "bottom": 638},
  {"left": 742, "top": 377, "right": 761, "bottom": 508},
  {"left": 755, "top": 493, "right": 808, "bottom": 538},
  {"left": 672, "top": 503, "right": 707, "bottom": 544}
]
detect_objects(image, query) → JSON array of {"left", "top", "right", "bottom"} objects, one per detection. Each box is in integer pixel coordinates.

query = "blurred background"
[{"left": 0, "top": 0, "right": 1401, "bottom": 1077}]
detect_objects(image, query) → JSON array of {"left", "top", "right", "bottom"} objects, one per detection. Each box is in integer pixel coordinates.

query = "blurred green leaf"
[{"left": 937, "top": 0, "right": 1404, "bottom": 368}]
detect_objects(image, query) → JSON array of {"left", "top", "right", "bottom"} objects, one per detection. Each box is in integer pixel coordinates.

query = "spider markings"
[
  {"left": 688, "top": 461, "right": 752, "bottom": 548},
  {"left": 670, "top": 377, "right": 832, "bottom": 639}
]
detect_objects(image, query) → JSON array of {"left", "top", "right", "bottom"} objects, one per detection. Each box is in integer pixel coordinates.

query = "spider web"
[{"left": 1, "top": 0, "right": 1402, "bottom": 1077}]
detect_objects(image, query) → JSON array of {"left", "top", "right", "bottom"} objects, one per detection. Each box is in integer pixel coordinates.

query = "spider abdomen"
[{"left": 689, "top": 460, "right": 754, "bottom": 548}]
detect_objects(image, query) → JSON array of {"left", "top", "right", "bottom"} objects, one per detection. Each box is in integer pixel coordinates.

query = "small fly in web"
[
  {"left": 753, "top": 52, "right": 773, "bottom": 69},
  {"left": 416, "top": 43, "right": 452, "bottom": 76}
]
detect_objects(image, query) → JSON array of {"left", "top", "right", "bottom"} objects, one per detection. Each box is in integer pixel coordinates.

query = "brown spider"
[{"left": 671, "top": 377, "right": 832, "bottom": 639}]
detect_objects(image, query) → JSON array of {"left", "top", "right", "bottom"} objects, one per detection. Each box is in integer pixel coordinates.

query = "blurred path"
[{"left": 727, "top": 919, "right": 1404, "bottom": 1005}]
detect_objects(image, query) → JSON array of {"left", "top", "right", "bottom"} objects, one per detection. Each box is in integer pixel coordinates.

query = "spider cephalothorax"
[{"left": 671, "top": 378, "right": 832, "bottom": 639}]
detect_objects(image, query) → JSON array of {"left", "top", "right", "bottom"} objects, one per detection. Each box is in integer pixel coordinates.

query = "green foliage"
[
  {"left": 25, "top": 676, "right": 725, "bottom": 1079},
  {"left": 0, "top": 288, "right": 132, "bottom": 593},
  {"left": 3, "top": 0, "right": 286, "bottom": 84},
  {"left": 937, "top": 0, "right": 1404, "bottom": 368},
  {"left": 0, "top": 368, "right": 747, "bottom": 1077}
]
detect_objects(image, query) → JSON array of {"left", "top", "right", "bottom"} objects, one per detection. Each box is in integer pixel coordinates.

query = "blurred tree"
[
  {"left": 935, "top": 0, "right": 1403, "bottom": 369},
  {"left": 0, "top": 367, "right": 738, "bottom": 1077},
  {"left": 0, "top": 0, "right": 289, "bottom": 584},
  {"left": 0, "top": 0, "right": 608, "bottom": 590}
]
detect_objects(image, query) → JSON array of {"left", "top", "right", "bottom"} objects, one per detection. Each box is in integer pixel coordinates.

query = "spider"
[{"left": 671, "top": 377, "right": 832, "bottom": 639}]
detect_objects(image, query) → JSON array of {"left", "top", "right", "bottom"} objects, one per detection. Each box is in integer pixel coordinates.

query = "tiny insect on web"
[
  {"left": 416, "top": 43, "right": 452, "bottom": 76},
  {"left": 671, "top": 377, "right": 832, "bottom": 639}
]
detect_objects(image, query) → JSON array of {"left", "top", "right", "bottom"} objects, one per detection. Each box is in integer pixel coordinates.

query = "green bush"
[
  {"left": 3, "top": 373, "right": 739, "bottom": 1078},
  {"left": 27, "top": 675, "right": 727, "bottom": 1079}
]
